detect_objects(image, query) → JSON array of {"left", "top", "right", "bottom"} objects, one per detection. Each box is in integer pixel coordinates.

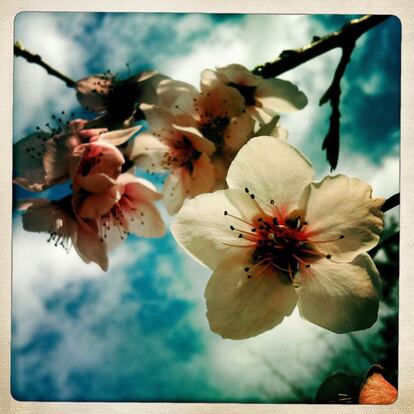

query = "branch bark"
[
  {"left": 370, "top": 230, "right": 399, "bottom": 258},
  {"left": 252, "top": 15, "right": 390, "bottom": 78},
  {"left": 319, "top": 41, "right": 355, "bottom": 170},
  {"left": 381, "top": 193, "right": 400, "bottom": 213},
  {"left": 14, "top": 16, "right": 394, "bottom": 172},
  {"left": 14, "top": 42, "right": 76, "bottom": 88},
  {"left": 15, "top": 15, "right": 390, "bottom": 91},
  {"left": 253, "top": 15, "right": 390, "bottom": 171}
]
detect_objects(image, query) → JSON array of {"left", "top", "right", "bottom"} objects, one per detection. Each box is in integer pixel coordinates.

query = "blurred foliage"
[{"left": 370, "top": 216, "right": 399, "bottom": 387}]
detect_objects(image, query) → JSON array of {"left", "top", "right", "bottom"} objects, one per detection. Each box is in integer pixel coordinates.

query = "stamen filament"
[
  {"left": 299, "top": 248, "right": 326, "bottom": 257},
  {"left": 255, "top": 263, "right": 271, "bottom": 277},
  {"left": 224, "top": 211, "right": 255, "bottom": 227},
  {"left": 231, "top": 227, "right": 261, "bottom": 239},
  {"left": 307, "top": 235, "right": 345, "bottom": 244},
  {"left": 292, "top": 253, "right": 310, "bottom": 266},
  {"left": 223, "top": 242, "right": 255, "bottom": 248}
]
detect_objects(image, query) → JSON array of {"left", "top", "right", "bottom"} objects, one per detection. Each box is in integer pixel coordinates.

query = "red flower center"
[
  {"left": 78, "top": 145, "right": 104, "bottom": 176},
  {"left": 163, "top": 136, "right": 201, "bottom": 174},
  {"left": 224, "top": 188, "right": 344, "bottom": 281}
]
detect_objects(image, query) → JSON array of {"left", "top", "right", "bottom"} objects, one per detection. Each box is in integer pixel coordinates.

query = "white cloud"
[
  {"left": 12, "top": 222, "right": 152, "bottom": 346},
  {"left": 333, "top": 154, "right": 400, "bottom": 199}
]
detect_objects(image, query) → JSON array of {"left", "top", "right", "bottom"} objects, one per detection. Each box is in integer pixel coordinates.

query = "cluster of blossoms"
[
  {"left": 14, "top": 64, "right": 307, "bottom": 269},
  {"left": 130, "top": 64, "right": 308, "bottom": 214},
  {"left": 172, "top": 137, "right": 384, "bottom": 338},
  {"left": 14, "top": 68, "right": 171, "bottom": 270},
  {"left": 15, "top": 62, "right": 386, "bottom": 339}
]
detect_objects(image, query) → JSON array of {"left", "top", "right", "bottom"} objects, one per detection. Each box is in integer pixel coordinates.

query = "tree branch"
[
  {"left": 14, "top": 16, "right": 393, "bottom": 171},
  {"left": 253, "top": 15, "right": 390, "bottom": 171},
  {"left": 252, "top": 15, "right": 390, "bottom": 78},
  {"left": 14, "top": 42, "right": 76, "bottom": 88},
  {"left": 381, "top": 193, "right": 400, "bottom": 212},
  {"left": 319, "top": 41, "right": 355, "bottom": 170},
  {"left": 369, "top": 230, "right": 399, "bottom": 258},
  {"left": 251, "top": 351, "right": 311, "bottom": 402},
  {"left": 347, "top": 333, "right": 373, "bottom": 364}
]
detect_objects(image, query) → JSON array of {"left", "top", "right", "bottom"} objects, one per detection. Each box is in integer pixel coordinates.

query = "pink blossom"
[
  {"left": 14, "top": 118, "right": 141, "bottom": 192},
  {"left": 69, "top": 141, "right": 125, "bottom": 193},
  {"left": 359, "top": 367, "right": 398, "bottom": 404},
  {"left": 151, "top": 77, "right": 289, "bottom": 191},
  {"left": 202, "top": 63, "right": 308, "bottom": 127},
  {"left": 78, "top": 173, "right": 166, "bottom": 249},
  {"left": 131, "top": 105, "right": 216, "bottom": 215},
  {"left": 19, "top": 197, "right": 108, "bottom": 270},
  {"left": 75, "top": 71, "right": 169, "bottom": 128},
  {"left": 14, "top": 119, "right": 94, "bottom": 191},
  {"left": 156, "top": 78, "right": 254, "bottom": 155}
]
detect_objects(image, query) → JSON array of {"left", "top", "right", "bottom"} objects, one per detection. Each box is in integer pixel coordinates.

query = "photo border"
[{"left": 1, "top": 1, "right": 412, "bottom": 413}]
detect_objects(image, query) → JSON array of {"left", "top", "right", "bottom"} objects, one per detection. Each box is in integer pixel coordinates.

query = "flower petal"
[
  {"left": 172, "top": 124, "right": 216, "bottom": 155},
  {"left": 136, "top": 72, "right": 170, "bottom": 106},
  {"left": 75, "top": 219, "right": 109, "bottom": 271},
  {"left": 224, "top": 112, "right": 254, "bottom": 152},
  {"left": 299, "top": 175, "right": 384, "bottom": 262},
  {"left": 121, "top": 174, "right": 162, "bottom": 201},
  {"left": 224, "top": 188, "right": 265, "bottom": 221},
  {"left": 185, "top": 153, "right": 216, "bottom": 197},
  {"left": 75, "top": 173, "right": 117, "bottom": 193},
  {"left": 78, "top": 185, "right": 121, "bottom": 219},
  {"left": 98, "top": 125, "right": 142, "bottom": 146},
  {"left": 359, "top": 369, "right": 398, "bottom": 405},
  {"left": 163, "top": 169, "right": 186, "bottom": 215},
  {"left": 197, "top": 84, "right": 245, "bottom": 119},
  {"left": 249, "top": 106, "right": 274, "bottom": 126},
  {"left": 13, "top": 132, "right": 52, "bottom": 191},
  {"left": 171, "top": 189, "right": 255, "bottom": 269},
  {"left": 129, "top": 132, "right": 168, "bottom": 171},
  {"left": 156, "top": 79, "right": 199, "bottom": 115},
  {"left": 20, "top": 199, "right": 72, "bottom": 234},
  {"left": 43, "top": 135, "right": 79, "bottom": 184},
  {"left": 254, "top": 115, "right": 288, "bottom": 141},
  {"left": 211, "top": 153, "right": 231, "bottom": 190},
  {"left": 140, "top": 103, "right": 175, "bottom": 131},
  {"left": 295, "top": 253, "right": 381, "bottom": 333},
  {"left": 213, "top": 64, "right": 260, "bottom": 87},
  {"left": 205, "top": 256, "right": 297, "bottom": 339},
  {"left": 19, "top": 198, "right": 108, "bottom": 270},
  {"left": 226, "top": 136, "right": 314, "bottom": 210},
  {"left": 125, "top": 201, "right": 165, "bottom": 238},
  {"left": 200, "top": 69, "right": 225, "bottom": 89},
  {"left": 256, "top": 78, "right": 308, "bottom": 112},
  {"left": 75, "top": 75, "right": 111, "bottom": 112},
  {"left": 69, "top": 142, "right": 125, "bottom": 186}
]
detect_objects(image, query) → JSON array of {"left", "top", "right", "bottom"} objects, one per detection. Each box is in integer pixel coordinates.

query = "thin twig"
[
  {"left": 381, "top": 193, "right": 400, "bottom": 212},
  {"left": 347, "top": 333, "right": 373, "bottom": 364},
  {"left": 15, "top": 16, "right": 390, "bottom": 91},
  {"left": 319, "top": 41, "right": 355, "bottom": 170},
  {"left": 252, "top": 15, "right": 390, "bottom": 171},
  {"left": 252, "top": 15, "right": 390, "bottom": 78},
  {"left": 14, "top": 42, "right": 76, "bottom": 88},
  {"left": 367, "top": 193, "right": 400, "bottom": 257},
  {"left": 369, "top": 231, "right": 400, "bottom": 258},
  {"left": 251, "top": 351, "right": 311, "bottom": 402}
]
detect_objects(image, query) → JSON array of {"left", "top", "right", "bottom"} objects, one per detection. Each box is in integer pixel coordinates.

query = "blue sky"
[{"left": 12, "top": 13, "right": 400, "bottom": 402}]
